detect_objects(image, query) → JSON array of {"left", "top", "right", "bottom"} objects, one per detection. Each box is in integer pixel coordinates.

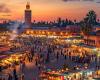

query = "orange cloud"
[{"left": 0, "top": 3, "right": 11, "bottom": 13}]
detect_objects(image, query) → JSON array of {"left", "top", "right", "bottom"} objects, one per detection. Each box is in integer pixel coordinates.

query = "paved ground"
[
  {"left": 16, "top": 53, "right": 83, "bottom": 80},
  {"left": 1, "top": 51, "right": 98, "bottom": 80}
]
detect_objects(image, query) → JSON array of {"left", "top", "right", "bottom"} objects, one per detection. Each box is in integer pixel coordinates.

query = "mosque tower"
[{"left": 25, "top": 2, "right": 32, "bottom": 28}]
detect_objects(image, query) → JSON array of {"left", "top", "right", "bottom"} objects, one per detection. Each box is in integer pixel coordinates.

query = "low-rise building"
[
  {"left": 84, "top": 30, "right": 100, "bottom": 48},
  {"left": 93, "top": 25, "right": 100, "bottom": 32}
]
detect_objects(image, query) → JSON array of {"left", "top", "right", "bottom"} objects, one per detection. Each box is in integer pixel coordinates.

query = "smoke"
[
  {"left": 8, "top": 20, "right": 31, "bottom": 40},
  {"left": 9, "top": 21, "right": 21, "bottom": 40}
]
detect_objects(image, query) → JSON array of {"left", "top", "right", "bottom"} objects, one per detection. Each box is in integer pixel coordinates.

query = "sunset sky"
[{"left": 0, "top": 0, "right": 100, "bottom": 22}]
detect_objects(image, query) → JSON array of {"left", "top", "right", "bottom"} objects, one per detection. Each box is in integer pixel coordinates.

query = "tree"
[
  {"left": 80, "top": 10, "right": 97, "bottom": 35},
  {"left": 80, "top": 22, "right": 93, "bottom": 35},
  {"left": 84, "top": 10, "right": 97, "bottom": 25}
]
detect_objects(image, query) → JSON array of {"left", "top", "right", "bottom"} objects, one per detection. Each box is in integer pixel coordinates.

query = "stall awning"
[{"left": 75, "top": 43, "right": 96, "bottom": 49}]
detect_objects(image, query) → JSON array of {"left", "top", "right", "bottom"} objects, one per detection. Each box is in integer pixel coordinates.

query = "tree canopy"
[{"left": 80, "top": 10, "right": 97, "bottom": 35}]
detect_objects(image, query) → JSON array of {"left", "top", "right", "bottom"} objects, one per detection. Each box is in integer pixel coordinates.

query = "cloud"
[
  {"left": 62, "top": 0, "right": 80, "bottom": 2},
  {"left": 62, "top": 0, "right": 95, "bottom": 2},
  {"left": 96, "top": 0, "right": 100, "bottom": 3},
  {"left": 2, "top": 14, "right": 11, "bottom": 16},
  {"left": 61, "top": 0, "right": 100, "bottom": 4},
  {"left": 0, "top": 3, "right": 11, "bottom": 13}
]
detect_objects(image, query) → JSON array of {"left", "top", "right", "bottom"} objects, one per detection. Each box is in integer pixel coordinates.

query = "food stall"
[{"left": 0, "top": 53, "right": 24, "bottom": 69}]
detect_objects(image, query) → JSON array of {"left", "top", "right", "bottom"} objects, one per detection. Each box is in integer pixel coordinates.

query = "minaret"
[{"left": 25, "top": 2, "right": 32, "bottom": 29}]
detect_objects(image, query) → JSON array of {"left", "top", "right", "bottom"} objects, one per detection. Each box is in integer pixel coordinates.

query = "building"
[
  {"left": 66, "top": 25, "right": 81, "bottom": 33},
  {"left": 93, "top": 25, "right": 100, "bottom": 32},
  {"left": 24, "top": 27, "right": 69, "bottom": 38},
  {"left": 0, "top": 44, "right": 10, "bottom": 53},
  {"left": 84, "top": 31, "right": 100, "bottom": 48},
  {"left": 24, "top": 25, "right": 81, "bottom": 37},
  {"left": 24, "top": 2, "right": 32, "bottom": 28}
]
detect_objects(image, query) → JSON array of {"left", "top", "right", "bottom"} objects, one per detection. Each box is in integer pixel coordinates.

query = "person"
[
  {"left": 64, "top": 55, "right": 67, "bottom": 60},
  {"left": 19, "top": 61, "right": 23, "bottom": 73},
  {"left": 8, "top": 73, "right": 12, "bottom": 80},
  {"left": 0, "top": 65, "right": 2, "bottom": 72},
  {"left": 22, "top": 61, "right": 25, "bottom": 73},
  {"left": 13, "top": 68, "right": 18, "bottom": 80},
  {"left": 21, "top": 74, "right": 24, "bottom": 80},
  {"left": 35, "top": 60, "right": 38, "bottom": 66},
  {"left": 38, "top": 64, "right": 41, "bottom": 71},
  {"left": 14, "top": 74, "right": 18, "bottom": 80},
  {"left": 56, "top": 53, "right": 59, "bottom": 60}
]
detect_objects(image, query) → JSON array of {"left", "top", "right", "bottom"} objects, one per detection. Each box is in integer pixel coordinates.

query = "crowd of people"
[{"left": 0, "top": 36, "right": 100, "bottom": 80}]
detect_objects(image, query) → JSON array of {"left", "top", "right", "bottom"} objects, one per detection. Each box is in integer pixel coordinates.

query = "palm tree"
[
  {"left": 85, "top": 10, "right": 97, "bottom": 25},
  {"left": 80, "top": 10, "right": 96, "bottom": 35},
  {"left": 80, "top": 22, "right": 92, "bottom": 35}
]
